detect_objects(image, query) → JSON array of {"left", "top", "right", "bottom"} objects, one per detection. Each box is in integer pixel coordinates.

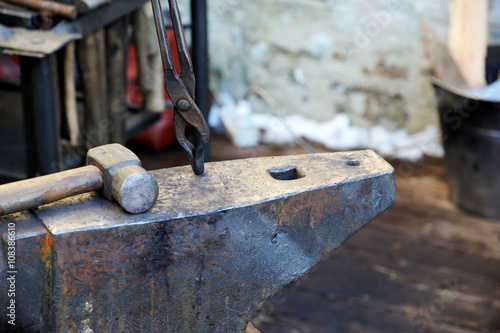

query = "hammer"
[{"left": 0, "top": 144, "right": 158, "bottom": 216}]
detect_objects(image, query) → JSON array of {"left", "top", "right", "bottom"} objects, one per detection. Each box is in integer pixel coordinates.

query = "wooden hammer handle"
[
  {"left": 0, "top": 165, "right": 103, "bottom": 216},
  {"left": 4, "top": 0, "right": 78, "bottom": 19}
]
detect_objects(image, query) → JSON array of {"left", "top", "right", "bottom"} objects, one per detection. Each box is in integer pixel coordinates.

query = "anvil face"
[{"left": 0, "top": 151, "right": 395, "bottom": 333}]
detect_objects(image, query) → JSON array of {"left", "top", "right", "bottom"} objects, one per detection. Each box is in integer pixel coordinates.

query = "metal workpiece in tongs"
[{"left": 150, "top": 0, "right": 210, "bottom": 175}]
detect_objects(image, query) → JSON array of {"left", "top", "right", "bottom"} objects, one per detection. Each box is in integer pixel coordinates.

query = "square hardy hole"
[{"left": 267, "top": 165, "right": 304, "bottom": 181}]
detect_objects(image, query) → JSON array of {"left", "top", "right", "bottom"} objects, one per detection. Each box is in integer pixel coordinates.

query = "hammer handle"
[
  {"left": 0, "top": 165, "right": 103, "bottom": 216},
  {"left": 4, "top": 0, "right": 78, "bottom": 19}
]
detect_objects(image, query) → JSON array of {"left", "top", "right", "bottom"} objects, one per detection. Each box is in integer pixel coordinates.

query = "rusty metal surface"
[
  {"left": 0, "top": 211, "right": 52, "bottom": 331},
  {"left": 0, "top": 151, "right": 395, "bottom": 332}
]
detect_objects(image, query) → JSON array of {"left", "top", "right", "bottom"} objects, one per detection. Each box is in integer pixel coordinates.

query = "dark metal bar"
[
  {"left": 20, "top": 55, "right": 61, "bottom": 176},
  {"left": 0, "top": 1, "right": 42, "bottom": 28},
  {"left": 486, "top": 46, "right": 500, "bottom": 84},
  {"left": 191, "top": 0, "right": 210, "bottom": 162},
  {"left": 20, "top": 58, "right": 36, "bottom": 178},
  {"left": 168, "top": 0, "right": 195, "bottom": 93},
  {"left": 53, "top": 0, "right": 147, "bottom": 35},
  {"left": 150, "top": 0, "right": 175, "bottom": 78}
]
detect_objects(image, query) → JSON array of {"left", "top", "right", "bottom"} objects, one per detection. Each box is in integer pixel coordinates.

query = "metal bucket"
[{"left": 432, "top": 76, "right": 500, "bottom": 219}]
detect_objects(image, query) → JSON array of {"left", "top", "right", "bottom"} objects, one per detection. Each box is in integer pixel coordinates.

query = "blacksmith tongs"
[{"left": 151, "top": 0, "right": 210, "bottom": 175}]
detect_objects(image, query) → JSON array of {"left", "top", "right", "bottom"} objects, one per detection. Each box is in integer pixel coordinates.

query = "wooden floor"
[{"left": 137, "top": 134, "right": 500, "bottom": 333}]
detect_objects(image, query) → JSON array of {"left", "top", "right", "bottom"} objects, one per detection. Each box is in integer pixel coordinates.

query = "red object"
[
  {"left": 0, "top": 55, "right": 20, "bottom": 82},
  {"left": 134, "top": 108, "right": 176, "bottom": 151},
  {"left": 127, "top": 29, "right": 181, "bottom": 151}
]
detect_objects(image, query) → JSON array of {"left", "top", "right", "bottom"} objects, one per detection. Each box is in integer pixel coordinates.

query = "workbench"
[{"left": 0, "top": 0, "right": 209, "bottom": 181}]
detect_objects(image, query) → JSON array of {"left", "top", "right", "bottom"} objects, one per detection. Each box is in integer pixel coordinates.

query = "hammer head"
[{"left": 86, "top": 144, "right": 159, "bottom": 214}]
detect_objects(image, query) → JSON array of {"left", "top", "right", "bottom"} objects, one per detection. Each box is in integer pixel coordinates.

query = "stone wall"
[{"left": 206, "top": 0, "right": 453, "bottom": 134}]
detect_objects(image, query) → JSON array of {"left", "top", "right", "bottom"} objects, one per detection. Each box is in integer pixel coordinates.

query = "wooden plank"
[
  {"left": 105, "top": 17, "right": 128, "bottom": 144},
  {"left": 131, "top": 4, "right": 164, "bottom": 113},
  {"left": 388, "top": 173, "right": 500, "bottom": 261},
  {"left": 307, "top": 246, "right": 500, "bottom": 329},
  {"left": 377, "top": 201, "right": 500, "bottom": 257},
  {"left": 362, "top": 168, "right": 500, "bottom": 272},
  {"left": 256, "top": 286, "right": 481, "bottom": 333},
  {"left": 63, "top": 41, "right": 79, "bottom": 147},
  {"left": 448, "top": 0, "right": 488, "bottom": 88},
  {"left": 342, "top": 245, "right": 499, "bottom": 299},
  {"left": 374, "top": 214, "right": 500, "bottom": 264},
  {"left": 420, "top": 22, "right": 468, "bottom": 88},
  {"left": 256, "top": 245, "right": 500, "bottom": 332},
  {"left": 350, "top": 224, "right": 500, "bottom": 280},
  {"left": 76, "top": 28, "right": 109, "bottom": 147},
  {"left": 254, "top": 314, "right": 334, "bottom": 333}
]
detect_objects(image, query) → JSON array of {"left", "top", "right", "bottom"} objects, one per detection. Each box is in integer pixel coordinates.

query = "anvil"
[{"left": 0, "top": 151, "right": 395, "bottom": 332}]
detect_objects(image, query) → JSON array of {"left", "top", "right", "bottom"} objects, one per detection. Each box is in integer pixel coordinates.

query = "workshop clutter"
[{"left": 0, "top": 1, "right": 205, "bottom": 180}]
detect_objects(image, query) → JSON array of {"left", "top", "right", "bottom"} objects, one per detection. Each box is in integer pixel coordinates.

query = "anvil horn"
[{"left": 0, "top": 150, "right": 395, "bottom": 332}]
